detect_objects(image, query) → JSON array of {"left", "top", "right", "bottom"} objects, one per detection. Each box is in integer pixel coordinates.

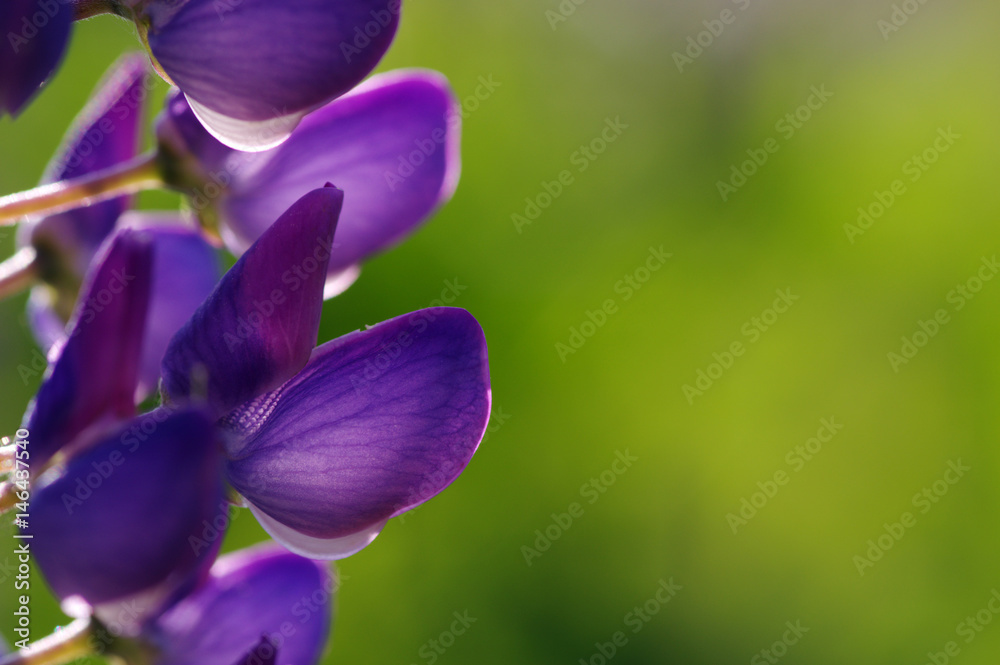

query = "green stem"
[
  {"left": 0, "top": 248, "right": 39, "bottom": 300},
  {"left": 0, "top": 153, "right": 163, "bottom": 225},
  {"left": 0, "top": 619, "right": 94, "bottom": 665}
]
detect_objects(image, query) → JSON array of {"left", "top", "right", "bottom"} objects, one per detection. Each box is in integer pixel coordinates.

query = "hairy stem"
[
  {"left": 0, "top": 249, "right": 40, "bottom": 301},
  {"left": 0, "top": 153, "right": 162, "bottom": 224}
]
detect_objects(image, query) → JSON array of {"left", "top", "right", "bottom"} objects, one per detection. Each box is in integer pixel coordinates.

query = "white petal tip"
[
  {"left": 249, "top": 502, "right": 387, "bottom": 560},
  {"left": 186, "top": 96, "right": 305, "bottom": 152}
]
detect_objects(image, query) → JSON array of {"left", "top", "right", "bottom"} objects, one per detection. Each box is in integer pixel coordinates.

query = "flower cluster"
[{"left": 1, "top": 4, "right": 490, "bottom": 665}]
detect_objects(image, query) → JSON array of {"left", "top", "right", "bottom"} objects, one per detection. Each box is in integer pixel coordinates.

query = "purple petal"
[
  {"left": 117, "top": 214, "right": 221, "bottom": 400},
  {"left": 143, "top": 0, "right": 399, "bottom": 149},
  {"left": 154, "top": 71, "right": 460, "bottom": 292},
  {"left": 0, "top": 0, "right": 71, "bottom": 116},
  {"left": 224, "top": 308, "right": 491, "bottom": 559},
  {"left": 149, "top": 547, "right": 332, "bottom": 665},
  {"left": 161, "top": 187, "right": 341, "bottom": 417},
  {"left": 221, "top": 70, "right": 461, "bottom": 279},
  {"left": 19, "top": 54, "right": 149, "bottom": 277},
  {"left": 31, "top": 408, "right": 226, "bottom": 610},
  {"left": 22, "top": 229, "right": 153, "bottom": 470},
  {"left": 19, "top": 54, "right": 149, "bottom": 349}
]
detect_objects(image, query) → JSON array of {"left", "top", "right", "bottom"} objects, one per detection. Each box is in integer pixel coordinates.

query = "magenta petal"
[
  {"left": 149, "top": 547, "right": 332, "bottom": 665},
  {"left": 221, "top": 70, "right": 461, "bottom": 277},
  {"left": 22, "top": 229, "right": 153, "bottom": 470},
  {"left": 31, "top": 408, "right": 225, "bottom": 610},
  {"left": 224, "top": 308, "right": 491, "bottom": 556},
  {"left": 161, "top": 187, "right": 341, "bottom": 417}
]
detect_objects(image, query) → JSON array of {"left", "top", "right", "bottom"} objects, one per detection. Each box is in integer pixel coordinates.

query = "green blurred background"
[{"left": 4, "top": 0, "right": 1000, "bottom": 663}]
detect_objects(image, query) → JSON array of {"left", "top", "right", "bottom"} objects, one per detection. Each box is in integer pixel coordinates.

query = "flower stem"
[
  {"left": 0, "top": 249, "right": 40, "bottom": 300},
  {"left": 0, "top": 442, "right": 14, "bottom": 475},
  {"left": 71, "top": 0, "right": 119, "bottom": 20},
  {"left": 0, "top": 481, "right": 16, "bottom": 513},
  {"left": 0, "top": 619, "right": 94, "bottom": 665},
  {"left": 0, "top": 153, "right": 163, "bottom": 225}
]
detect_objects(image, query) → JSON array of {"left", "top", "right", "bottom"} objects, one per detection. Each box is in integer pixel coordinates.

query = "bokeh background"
[{"left": 3, "top": 0, "right": 1000, "bottom": 663}]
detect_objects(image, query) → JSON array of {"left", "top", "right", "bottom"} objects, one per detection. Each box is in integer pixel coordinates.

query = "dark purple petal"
[
  {"left": 117, "top": 214, "right": 221, "bottom": 399},
  {"left": 155, "top": 71, "right": 460, "bottom": 294},
  {"left": 143, "top": 0, "right": 399, "bottom": 149},
  {"left": 22, "top": 229, "right": 153, "bottom": 470},
  {"left": 149, "top": 547, "right": 331, "bottom": 665},
  {"left": 221, "top": 70, "right": 461, "bottom": 279},
  {"left": 19, "top": 54, "right": 149, "bottom": 278},
  {"left": 161, "top": 187, "right": 341, "bottom": 417},
  {"left": 224, "top": 308, "right": 491, "bottom": 559},
  {"left": 155, "top": 88, "right": 238, "bottom": 181},
  {"left": 19, "top": 54, "right": 149, "bottom": 348},
  {"left": 31, "top": 408, "right": 226, "bottom": 611},
  {"left": 0, "top": 0, "right": 71, "bottom": 116}
]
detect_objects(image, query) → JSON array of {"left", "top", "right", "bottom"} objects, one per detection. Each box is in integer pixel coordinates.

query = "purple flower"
[
  {"left": 23, "top": 228, "right": 154, "bottom": 471},
  {"left": 134, "top": 546, "right": 332, "bottom": 665},
  {"left": 155, "top": 69, "right": 460, "bottom": 297},
  {"left": 31, "top": 406, "right": 225, "bottom": 618},
  {"left": 0, "top": 0, "right": 72, "bottom": 116},
  {"left": 11, "top": 57, "right": 220, "bottom": 397},
  {"left": 161, "top": 185, "right": 492, "bottom": 558},
  {"left": 24, "top": 229, "right": 226, "bottom": 616},
  {"left": 122, "top": 214, "right": 221, "bottom": 397},
  {"left": 122, "top": 0, "right": 400, "bottom": 150},
  {"left": 23, "top": 216, "right": 218, "bottom": 467},
  {"left": 20, "top": 54, "right": 149, "bottom": 350}
]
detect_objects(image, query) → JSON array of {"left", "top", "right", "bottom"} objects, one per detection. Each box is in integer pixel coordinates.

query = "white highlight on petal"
[
  {"left": 247, "top": 501, "right": 387, "bottom": 560},
  {"left": 186, "top": 96, "right": 305, "bottom": 152},
  {"left": 323, "top": 265, "right": 362, "bottom": 300}
]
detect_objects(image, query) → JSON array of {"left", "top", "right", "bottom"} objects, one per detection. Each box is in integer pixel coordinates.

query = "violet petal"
[
  {"left": 161, "top": 187, "right": 340, "bottom": 417},
  {"left": 224, "top": 308, "right": 490, "bottom": 558},
  {"left": 31, "top": 408, "right": 225, "bottom": 609},
  {"left": 22, "top": 229, "right": 153, "bottom": 470}
]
